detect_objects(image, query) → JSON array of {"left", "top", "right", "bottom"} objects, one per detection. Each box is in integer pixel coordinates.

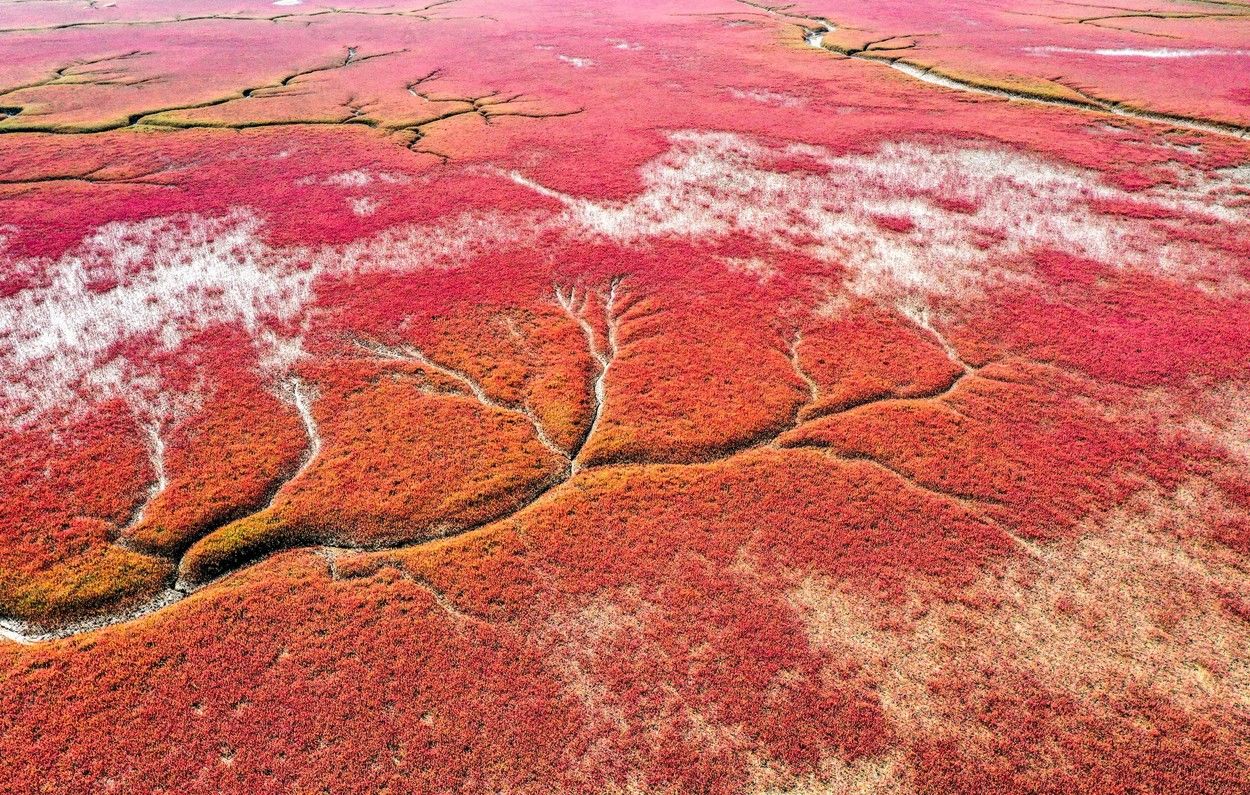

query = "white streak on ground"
[
  {"left": 768, "top": 0, "right": 1250, "bottom": 142},
  {"left": 510, "top": 131, "right": 1249, "bottom": 301},
  {"left": 0, "top": 588, "right": 185, "bottom": 644},
  {"left": 898, "top": 303, "right": 971, "bottom": 373},
  {"left": 125, "top": 419, "right": 167, "bottom": 530},
  {"left": 1026, "top": 46, "right": 1250, "bottom": 59},
  {"left": 289, "top": 376, "right": 322, "bottom": 473},
  {"left": 4, "top": 132, "right": 1247, "bottom": 429},
  {"left": 554, "top": 282, "right": 621, "bottom": 473},
  {"left": 885, "top": 61, "right": 1249, "bottom": 141},
  {"left": 0, "top": 209, "right": 527, "bottom": 424},
  {"left": 355, "top": 337, "right": 571, "bottom": 461},
  {"left": 169, "top": 376, "right": 320, "bottom": 593}
]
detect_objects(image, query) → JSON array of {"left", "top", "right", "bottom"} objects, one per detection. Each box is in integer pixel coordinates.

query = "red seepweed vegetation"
[{"left": 1, "top": 0, "right": 1249, "bottom": 791}]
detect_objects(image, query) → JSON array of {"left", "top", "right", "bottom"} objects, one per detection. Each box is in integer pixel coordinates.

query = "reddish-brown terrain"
[{"left": 1, "top": 1, "right": 1249, "bottom": 792}]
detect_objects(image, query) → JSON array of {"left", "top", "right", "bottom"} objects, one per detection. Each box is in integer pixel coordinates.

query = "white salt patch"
[
  {"left": 349, "top": 196, "right": 381, "bottom": 216},
  {"left": 557, "top": 55, "right": 594, "bottom": 68},
  {"left": 728, "top": 87, "right": 804, "bottom": 107},
  {"left": 607, "top": 39, "right": 642, "bottom": 51},
  {"left": 322, "top": 169, "right": 372, "bottom": 188},
  {"left": 298, "top": 170, "right": 411, "bottom": 188},
  {"left": 1027, "top": 46, "right": 1249, "bottom": 59},
  {"left": 0, "top": 209, "right": 529, "bottom": 423},
  {"left": 256, "top": 330, "right": 308, "bottom": 375},
  {"left": 724, "top": 257, "right": 777, "bottom": 283},
  {"left": 509, "top": 131, "right": 1249, "bottom": 299},
  {"left": 7, "top": 132, "right": 1247, "bottom": 426}
]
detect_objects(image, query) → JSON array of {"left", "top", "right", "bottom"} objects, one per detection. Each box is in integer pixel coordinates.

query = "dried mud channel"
[
  {"left": 0, "top": 282, "right": 1018, "bottom": 644},
  {"left": 1, "top": 280, "right": 629, "bottom": 644},
  {"left": 6, "top": 2, "right": 1239, "bottom": 645},
  {"left": 0, "top": 39, "right": 583, "bottom": 169},
  {"left": 738, "top": 0, "right": 1250, "bottom": 141}
]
